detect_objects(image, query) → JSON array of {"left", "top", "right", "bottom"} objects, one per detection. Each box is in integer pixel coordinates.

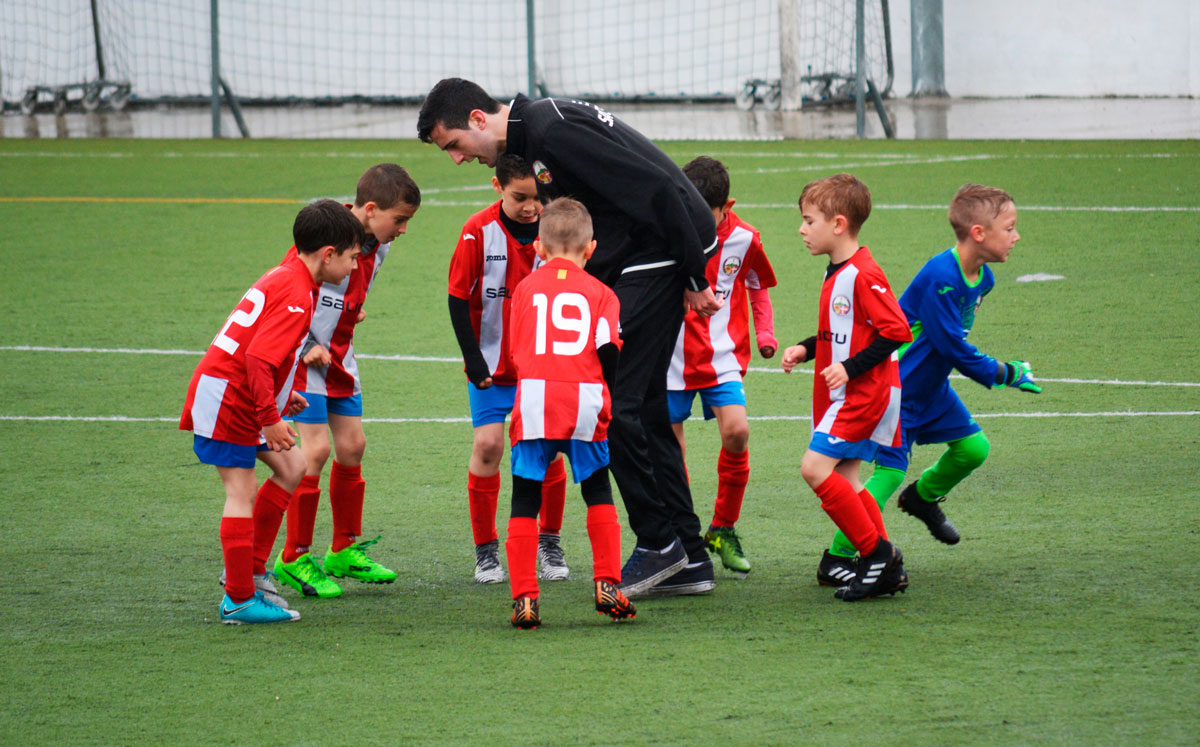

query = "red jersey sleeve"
[
  {"left": 595, "top": 287, "right": 622, "bottom": 351},
  {"left": 742, "top": 232, "right": 777, "bottom": 290},
  {"left": 855, "top": 267, "right": 913, "bottom": 343},
  {"left": 447, "top": 219, "right": 482, "bottom": 300},
  {"left": 243, "top": 286, "right": 313, "bottom": 368}
]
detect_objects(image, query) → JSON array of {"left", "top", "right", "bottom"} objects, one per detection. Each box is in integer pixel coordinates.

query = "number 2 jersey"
[
  {"left": 508, "top": 257, "right": 622, "bottom": 443},
  {"left": 180, "top": 252, "right": 319, "bottom": 446},
  {"left": 667, "top": 209, "right": 776, "bottom": 390},
  {"left": 447, "top": 200, "right": 540, "bottom": 386},
  {"left": 812, "top": 247, "right": 911, "bottom": 446},
  {"left": 288, "top": 227, "right": 390, "bottom": 398}
]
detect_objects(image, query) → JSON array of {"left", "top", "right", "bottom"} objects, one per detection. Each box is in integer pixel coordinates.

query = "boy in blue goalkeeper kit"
[{"left": 818, "top": 184, "right": 1042, "bottom": 583}]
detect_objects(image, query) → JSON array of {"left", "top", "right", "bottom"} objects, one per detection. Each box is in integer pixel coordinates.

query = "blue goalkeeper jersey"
[{"left": 896, "top": 248, "right": 998, "bottom": 414}]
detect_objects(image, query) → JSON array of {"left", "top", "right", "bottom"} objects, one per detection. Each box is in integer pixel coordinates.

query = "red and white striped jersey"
[
  {"left": 509, "top": 257, "right": 622, "bottom": 443},
  {"left": 447, "top": 201, "right": 541, "bottom": 386},
  {"left": 289, "top": 216, "right": 391, "bottom": 398},
  {"left": 668, "top": 210, "right": 776, "bottom": 390},
  {"left": 181, "top": 253, "right": 318, "bottom": 446},
  {"left": 812, "top": 247, "right": 911, "bottom": 446}
]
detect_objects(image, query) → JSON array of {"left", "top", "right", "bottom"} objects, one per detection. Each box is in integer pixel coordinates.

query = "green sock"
[
  {"left": 915, "top": 431, "right": 990, "bottom": 501},
  {"left": 829, "top": 465, "right": 906, "bottom": 557}
]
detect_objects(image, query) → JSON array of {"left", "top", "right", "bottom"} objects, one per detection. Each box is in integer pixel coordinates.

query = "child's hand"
[
  {"left": 303, "top": 344, "right": 331, "bottom": 367},
  {"left": 781, "top": 345, "right": 808, "bottom": 373},
  {"left": 821, "top": 362, "right": 849, "bottom": 389},
  {"left": 356, "top": 310, "right": 367, "bottom": 323},
  {"left": 262, "top": 420, "right": 297, "bottom": 452},
  {"left": 284, "top": 391, "right": 308, "bottom": 416},
  {"left": 759, "top": 344, "right": 777, "bottom": 359},
  {"left": 472, "top": 376, "right": 494, "bottom": 390}
]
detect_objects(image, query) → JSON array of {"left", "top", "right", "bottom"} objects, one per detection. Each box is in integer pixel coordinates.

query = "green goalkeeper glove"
[{"left": 998, "top": 360, "right": 1042, "bottom": 394}]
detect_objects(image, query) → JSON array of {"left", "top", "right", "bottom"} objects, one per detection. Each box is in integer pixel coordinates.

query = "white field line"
[
  {"left": 4, "top": 346, "right": 1198, "bottom": 388},
  {"left": 2, "top": 411, "right": 1196, "bottom": 425}
]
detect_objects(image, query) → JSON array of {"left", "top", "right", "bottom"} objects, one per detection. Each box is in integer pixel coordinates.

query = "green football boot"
[
  {"left": 321, "top": 536, "right": 397, "bottom": 584},
  {"left": 704, "top": 526, "right": 752, "bottom": 574},
  {"left": 274, "top": 551, "right": 343, "bottom": 598}
]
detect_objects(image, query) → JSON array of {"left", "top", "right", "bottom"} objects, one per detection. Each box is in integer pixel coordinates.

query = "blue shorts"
[
  {"left": 468, "top": 383, "right": 516, "bottom": 427},
  {"left": 290, "top": 392, "right": 363, "bottom": 424},
  {"left": 511, "top": 439, "right": 609, "bottom": 483},
  {"left": 668, "top": 380, "right": 746, "bottom": 423},
  {"left": 876, "top": 391, "right": 982, "bottom": 471},
  {"left": 193, "top": 434, "right": 268, "bottom": 469},
  {"left": 808, "top": 431, "right": 881, "bottom": 463}
]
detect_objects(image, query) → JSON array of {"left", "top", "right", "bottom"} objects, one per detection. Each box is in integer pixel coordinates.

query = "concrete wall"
[{"left": 895, "top": 0, "right": 1200, "bottom": 97}]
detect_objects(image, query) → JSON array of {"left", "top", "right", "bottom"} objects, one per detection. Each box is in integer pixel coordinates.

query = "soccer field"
[{"left": 1, "top": 138, "right": 1197, "bottom": 744}]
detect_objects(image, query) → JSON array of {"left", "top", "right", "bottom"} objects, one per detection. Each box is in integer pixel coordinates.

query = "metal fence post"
[{"left": 210, "top": 0, "right": 221, "bottom": 138}]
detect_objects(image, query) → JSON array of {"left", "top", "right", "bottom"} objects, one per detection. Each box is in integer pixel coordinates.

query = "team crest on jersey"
[
  {"left": 722, "top": 256, "right": 741, "bottom": 275},
  {"left": 831, "top": 295, "right": 851, "bottom": 316},
  {"left": 533, "top": 160, "right": 552, "bottom": 184}
]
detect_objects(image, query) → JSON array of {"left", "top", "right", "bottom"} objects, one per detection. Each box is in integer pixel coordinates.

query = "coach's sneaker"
[
  {"left": 511, "top": 596, "right": 540, "bottom": 629},
  {"left": 595, "top": 580, "right": 636, "bottom": 621},
  {"left": 816, "top": 550, "right": 858, "bottom": 588},
  {"left": 537, "top": 533, "right": 571, "bottom": 581},
  {"left": 835, "top": 539, "right": 908, "bottom": 602},
  {"left": 617, "top": 540, "right": 689, "bottom": 598},
  {"left": 897, "top": 482, "right": 961, "bottom": 545},
  {"left": 322, "top": 536, "right": 397, "bottom": 584},
  {"left": 704, "top": 525, "right": 751, "bottom": 574},
  {"left": 219, "top": 569, "right": 290, "bottom": 609},
  {"left": 219, "top": 591, "right": 300, "bottom": 625},
  {"left": 474, "top": 540, "right": 506, "bottom": 584},
  {"left": 274, "top": 552, "right": 343, "bottom": 598},
  {"left": 648, "top": 554, "right": 716, "bottom": 596}
]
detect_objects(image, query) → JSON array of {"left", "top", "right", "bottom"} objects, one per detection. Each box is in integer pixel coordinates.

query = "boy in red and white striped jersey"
[
  {"left": 273, "top": 165, "right": 420, "bottom": 600},
  {"left": 504, "top": 198, "right": 634, "bottom": 629},
  {"left": 781, "top": 173, "right": 913, "bottom": 602},
  {"left": 668, "top": 156, "right": 779, "bottom": 577},
  {"left": 181, "top": 199, "right": 364, "bottom": 624},
  {"left": 448, "top": 154, "right": 569, "bottom": 585}
]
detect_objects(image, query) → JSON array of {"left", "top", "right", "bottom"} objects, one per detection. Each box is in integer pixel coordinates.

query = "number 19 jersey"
[
  {"left": 180, "top": 253, "right": 319, "bottom": 446},
  {"left": 508, "top": 257, "right": 622, "bottom": 443}
]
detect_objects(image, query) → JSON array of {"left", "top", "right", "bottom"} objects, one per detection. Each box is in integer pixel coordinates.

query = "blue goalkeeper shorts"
[{"left": 876, "top": 390, "right": 982, "bottom": 471}]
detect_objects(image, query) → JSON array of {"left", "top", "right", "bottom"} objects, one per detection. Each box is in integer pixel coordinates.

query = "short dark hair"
[
  {"left": 355, "top": 163, "right": 421, "bottom": 210},
  {"left": 293, "top": 198, "right": 365, "bottom": 255},
  {"left": 798, "top": 173, "right": 872, "bottom": 235},
  {"left": 417, "top": 77, "right": 501, "bottom": 143},
  {"left": 682, "top": 156, "right": 730, "bottom": 209},
  {"left": 495, "top": 153, "right": 534, "bottom": 188}
]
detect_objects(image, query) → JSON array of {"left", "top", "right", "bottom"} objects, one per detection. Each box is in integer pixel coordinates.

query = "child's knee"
[
  {"left": 720, "top": 424, "right": 750, "bottom": 453},
  {"left": 472, "top": 432, "right": 505, "bottom": 467},
  {"left": 800, "top": 452, "right": 829, "bottom": 488},
  {"left": 952, "top": 431, "right": 990, "bottom": 470},
  {"left": 303, "top": 437, "right": 332, "bottom": 469},
  {"left": 335, "top": 430, "right": 367, "bottom": 464}
]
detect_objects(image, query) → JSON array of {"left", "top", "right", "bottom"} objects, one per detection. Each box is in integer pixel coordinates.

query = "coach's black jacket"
[{"left": 504, "top": 94, "right": 717, "bottom": 289}]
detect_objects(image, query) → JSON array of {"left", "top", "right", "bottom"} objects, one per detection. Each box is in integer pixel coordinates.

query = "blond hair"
[
  {"left": 798, "top": 173, "right": 872, "bottom": 235},
  {"left": 538, "top": 197, "right": 593, "bottom": 254},
  {"left": 949, "top": 184, "right": 1014, "bottom": 241}
]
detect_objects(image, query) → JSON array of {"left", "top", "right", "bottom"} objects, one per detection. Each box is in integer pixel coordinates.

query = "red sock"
[
  {"left": 329, "top": 461, "right": 364, "bottom": 553},
  {"left": 505, "top": 516, "right": 539, "bottom": 600},
  {"left": 586, "top": 504, "right": 622, "bottom": 584},
  {"left": 814, "top": 473, "right": 878, "bottom": 554},
  {"left": 283, "top": 475, "right": 321, "bottom": 563},
  {"left": 220, "top": 516, "right": 255, "bottom": 603},
  {"left": 251, "top": 479, "right": 291, "bottom": 575},
  {"left": 468, "top": 471, "right": 500, "bottom": 546},
  {"left": 538, "top": 458, "right": 567, "bottom": 534},
  {"left": 712, "top": 447, "right": 750, "bottom": 527},
  {"left": 859, "top": 488, "right": 887, "bottom": 540}
]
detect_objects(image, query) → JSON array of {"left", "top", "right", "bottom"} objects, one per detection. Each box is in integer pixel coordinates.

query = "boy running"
[
  {"left": 272, "top": 165, "right": 420, "bottom": 600},
  {"left": 182, "top": 199, "right": 364, "bottom": 624},
  {"left": 820, "top": 184, "right": 1038, "bottom": 578},
  {"left": 668, "top": 156, "right": 778, "bottom": 577},
  {"left": 448, "top": 154, "right": 569, "bottom": 585},
  {"left": 781, "top": 174, "right": 912, "bottom": 602},
  {"left": 505, "top": 198, "right": 634, "bottom": 629}
]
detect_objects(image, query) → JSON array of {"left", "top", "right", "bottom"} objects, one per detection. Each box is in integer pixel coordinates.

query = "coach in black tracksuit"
[{"left": 418, "top": 79, "right": 721, "bottom": 597}]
